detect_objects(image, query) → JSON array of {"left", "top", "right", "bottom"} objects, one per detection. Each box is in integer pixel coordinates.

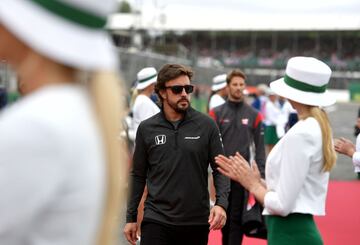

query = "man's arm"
[
  {"left": 253, "top": 112, "right": 266, "bottom": 178},
  {"left": 126, "top": 127, "right": 148, "bottom": 223},
  {"left": 208, "top": 121, "right": 230, "bottom": 210}
]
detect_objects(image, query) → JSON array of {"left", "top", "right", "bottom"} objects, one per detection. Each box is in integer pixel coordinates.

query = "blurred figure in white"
[
  {"left": 129, "top": 67, "right": 160, "bottom": 142},
  {"left": 276, "top": 97, "right": 293, "bottom": 138},
  {"left": 208, "top": 74, "right": 228, "bottom": 110},
  {"left": 0, "top": 0, "right": 127, "bottom": 245},
  {"left": 263, "top": 88, "right": 281, "bottom": 154}
]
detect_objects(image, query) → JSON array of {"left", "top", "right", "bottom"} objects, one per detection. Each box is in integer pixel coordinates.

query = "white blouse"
[
  {"left": 352, "top": 134, "right": 360, "bottom": 172},
  {"left": 0, "top": 85, "right": 105, "bottom": 245},
  {"left": 263, "top": 117, "right": 330, "bottom": 217}
]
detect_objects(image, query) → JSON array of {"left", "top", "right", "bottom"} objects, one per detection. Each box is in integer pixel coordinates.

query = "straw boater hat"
[
  {"left": 212, "top": 74, "right": 227, "bottom": 92},
  {"left": 270, "top": 56, "right": 335, "bottom": 107},
  {"left": 0, "top": 0, "right": 118, "bottom": 70},
  {"left": 136, "top": 67, "right": 157, "bottom": 90}
]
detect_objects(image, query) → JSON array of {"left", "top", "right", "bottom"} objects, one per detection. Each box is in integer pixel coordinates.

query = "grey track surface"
[{"left": 327, "top": 102, "right": 359, "bottom": 180}]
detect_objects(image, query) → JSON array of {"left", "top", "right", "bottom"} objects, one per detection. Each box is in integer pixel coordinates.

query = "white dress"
[
  {"left": 263, "top": 117, "right": 329, "bottom": 217},
  {"left": 0, "top": 84, "right": 105, "bottom": 245}
]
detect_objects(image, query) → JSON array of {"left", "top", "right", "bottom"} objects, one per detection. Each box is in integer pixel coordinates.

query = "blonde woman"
[
  {"left": 0, "top": 0, "right": 126, "bottom": 245},
  {"left": 215, "top": 57, "right": 337, "bottom": 244}
]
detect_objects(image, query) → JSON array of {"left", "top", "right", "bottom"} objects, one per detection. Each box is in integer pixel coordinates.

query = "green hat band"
[
  {"left": 138, "top": 74, "right": 157, "bottom": 84},
  {"left": 30, "top": 0, "right": 107, "bottom": 29},
  {"left": 284, "top": 74, "right": 327, "bottom": 93}
]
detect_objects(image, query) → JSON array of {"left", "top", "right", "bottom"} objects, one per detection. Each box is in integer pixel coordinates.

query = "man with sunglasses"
[
  {"left": 124, "top": 64, "right": 230, "bottom": 245},
  {"left": 209, "top": 69, "right": 266, "bottom": 245}
]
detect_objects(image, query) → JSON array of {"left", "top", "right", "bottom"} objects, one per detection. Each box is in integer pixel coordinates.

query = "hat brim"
[
  {"left": 0, "top": 0, "right": 117, "bottom": 70},
  {"left": 136, "top": 76, "right": 157, "bottom": 90},
  {"left": 270, "top": 78, "right": 336, "bottom": 107},
  {"left": 212, "top": 82, "right": 227, "bottom": 91}
]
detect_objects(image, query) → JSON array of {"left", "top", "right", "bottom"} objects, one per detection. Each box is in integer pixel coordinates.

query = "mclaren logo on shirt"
[
  {"left": 184, "top": 136, "right": 200, "bottom": 140},
  {"left": 155, "top": 135, "right": 166, "bottom": 145}
]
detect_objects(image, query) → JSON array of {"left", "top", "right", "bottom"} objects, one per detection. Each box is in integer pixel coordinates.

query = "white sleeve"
[
  {"left": 140, "top": 101, "right": 160, "bottom": 120},
  {"left": 132, "top": 98, "right": 159, "bottom": 135},
  {"left": 353, "top": 134, "right": 360, "bottom": 170},
  {"left": 0, "top": 118, "right": 63, "bottom": 234},
  {"left": 264, "top": 132, "right": 313, "bottom": 216},
  {"left": 209, "top": 95, "right": 225, "bottom": 110}
]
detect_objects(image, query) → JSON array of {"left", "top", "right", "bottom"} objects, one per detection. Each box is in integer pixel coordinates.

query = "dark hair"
[
  {"left": 155, "top": 64, "right": 193, "bottom": 101},
  {"left": 226, "top": 69, "right": 246, "bottom": 84}
]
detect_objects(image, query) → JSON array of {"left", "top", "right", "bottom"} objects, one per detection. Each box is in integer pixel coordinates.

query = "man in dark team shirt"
[
  {"left": 124, "top": 63, "right": 230, "bottom": 245},
  {"left": 209, "top": 69, "right": 266, "bottom": 245}
]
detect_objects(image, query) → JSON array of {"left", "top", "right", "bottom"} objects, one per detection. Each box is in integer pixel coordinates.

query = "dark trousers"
[
  {"left": 222, "top": 181, "right": 246, "bottom": 245},
  {"left": 141, "top": 220, "right": 209, "bottom": 245}
]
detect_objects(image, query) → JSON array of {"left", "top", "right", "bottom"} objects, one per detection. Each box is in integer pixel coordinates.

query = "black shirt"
[
  {"left": 209, "top": 100, "right": 266, "bottom": 177},
  {"left": 126, "top": 107, "right": 230, "bottom": 225}
]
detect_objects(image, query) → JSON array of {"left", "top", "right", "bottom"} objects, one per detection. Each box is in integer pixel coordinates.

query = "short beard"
[{"left": 170, "top": 98, "right": 190, "bottom": 113}]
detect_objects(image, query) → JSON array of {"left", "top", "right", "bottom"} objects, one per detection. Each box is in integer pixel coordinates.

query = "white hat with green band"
[
  {"left": 136, "top": 67, "right": 157, "bottom": 90},
  {"left": 270, "top": 56, "right": 336, "bottom": 107},
  {"left": 212, "top": 74, "right": 227, "bottom": 92},
  {"left": 0, "top": 0, "right": 118, "bottom": 70}
]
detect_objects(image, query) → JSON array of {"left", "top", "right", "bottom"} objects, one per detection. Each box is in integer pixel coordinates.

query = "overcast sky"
[
  {"left": 115, "top": 0, "right": 360, "bottom": 30},
  {"left": 126, "top": 0, "right": 360, "bottom": 14}
]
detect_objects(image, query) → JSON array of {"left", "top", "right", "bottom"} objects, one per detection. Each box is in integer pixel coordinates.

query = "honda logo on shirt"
[{"left": 155, "top": 135, "right": 166, "bottom": 145}]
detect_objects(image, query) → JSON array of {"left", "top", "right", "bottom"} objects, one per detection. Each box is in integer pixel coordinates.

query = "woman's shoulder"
[
  {"left": 0, "top": 85, "right": 96, "bottom": 142},
  {"left": 289, "top": 117, "right": 321, "bottom": 141}
]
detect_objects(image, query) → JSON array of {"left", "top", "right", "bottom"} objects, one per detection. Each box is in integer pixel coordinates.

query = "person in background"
[
  {"left": 251, "top": 83, "right": 269, "bottom": 117},
  {"left": 209, "top": 69, "right": 265, "bottom": 245},
  {"left": 353, "top": 107, "right": 360, "bottom": 137},
  {"left": 128, "top": 67, "right": 160, "bottom": 142},
  {"left": 124, "top": 64, "right": 230, "bottom": 245},
  {"left": 207, "top": 73, "right": 229, "bottom": 204},
  {"left": 334, "top": 137, "right": 360, "bottom": 179},
  {"left": 0, "top": 85, "right": 7, "bottom": 110},
  {"left": 0, "top": 0, "right": 127, "bottom": 244},
  {"left": 208, "top": 73, "right": 228, "bottom": 111},
  {"left": 216, "top": 56, "right": 337, "bottom": 245},
  {"left": 276, "top": 96, "right": 296, "bottom": 138},
  {"left": 263, "top": 88, "right": 281, "bottom": 154}
]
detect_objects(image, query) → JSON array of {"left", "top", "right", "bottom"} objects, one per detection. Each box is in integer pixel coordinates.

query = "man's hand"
[
  {"left": 208, "top": 205, "right": 227, "bottom": 230},
  {"left": 123, "top": 222, "right": 139, "bottom": 245}
]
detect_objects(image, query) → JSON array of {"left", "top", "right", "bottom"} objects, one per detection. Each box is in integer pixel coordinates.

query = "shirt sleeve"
[
  {"left": 253, "top": 112, "right": 266, "bottom": 178},
  {"left": 126, "top": 126, "right": 148, "bottom": 223},
  {"left": 264, "top": 131, "right": 314, "bottom": 216},
  {"left": 208, "top": 108, "right": 217, "bottom": 122},
  {"left": 353, "top": 134, "right": 360, "bottom": 170},
  {"left": 209, "top": 95, "right": 225, "bottom": 110},
  {"left": 208, "top": 121, "right": 230, "bottom": 210},
  {"left": 132, "top": 98, "right": 160, "bottom": 136}
]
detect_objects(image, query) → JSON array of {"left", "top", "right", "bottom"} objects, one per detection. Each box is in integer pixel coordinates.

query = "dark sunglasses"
[{"left": 165, "top": 85, "right": 194, "bottom": 94}]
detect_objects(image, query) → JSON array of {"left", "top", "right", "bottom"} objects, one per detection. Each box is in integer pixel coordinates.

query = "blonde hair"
[
  {"left": 302, "top": 106, "right": 337, "bottom": 172},
  {"left": 89, "top": 71, "right": 128, "bottom": 245}
]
